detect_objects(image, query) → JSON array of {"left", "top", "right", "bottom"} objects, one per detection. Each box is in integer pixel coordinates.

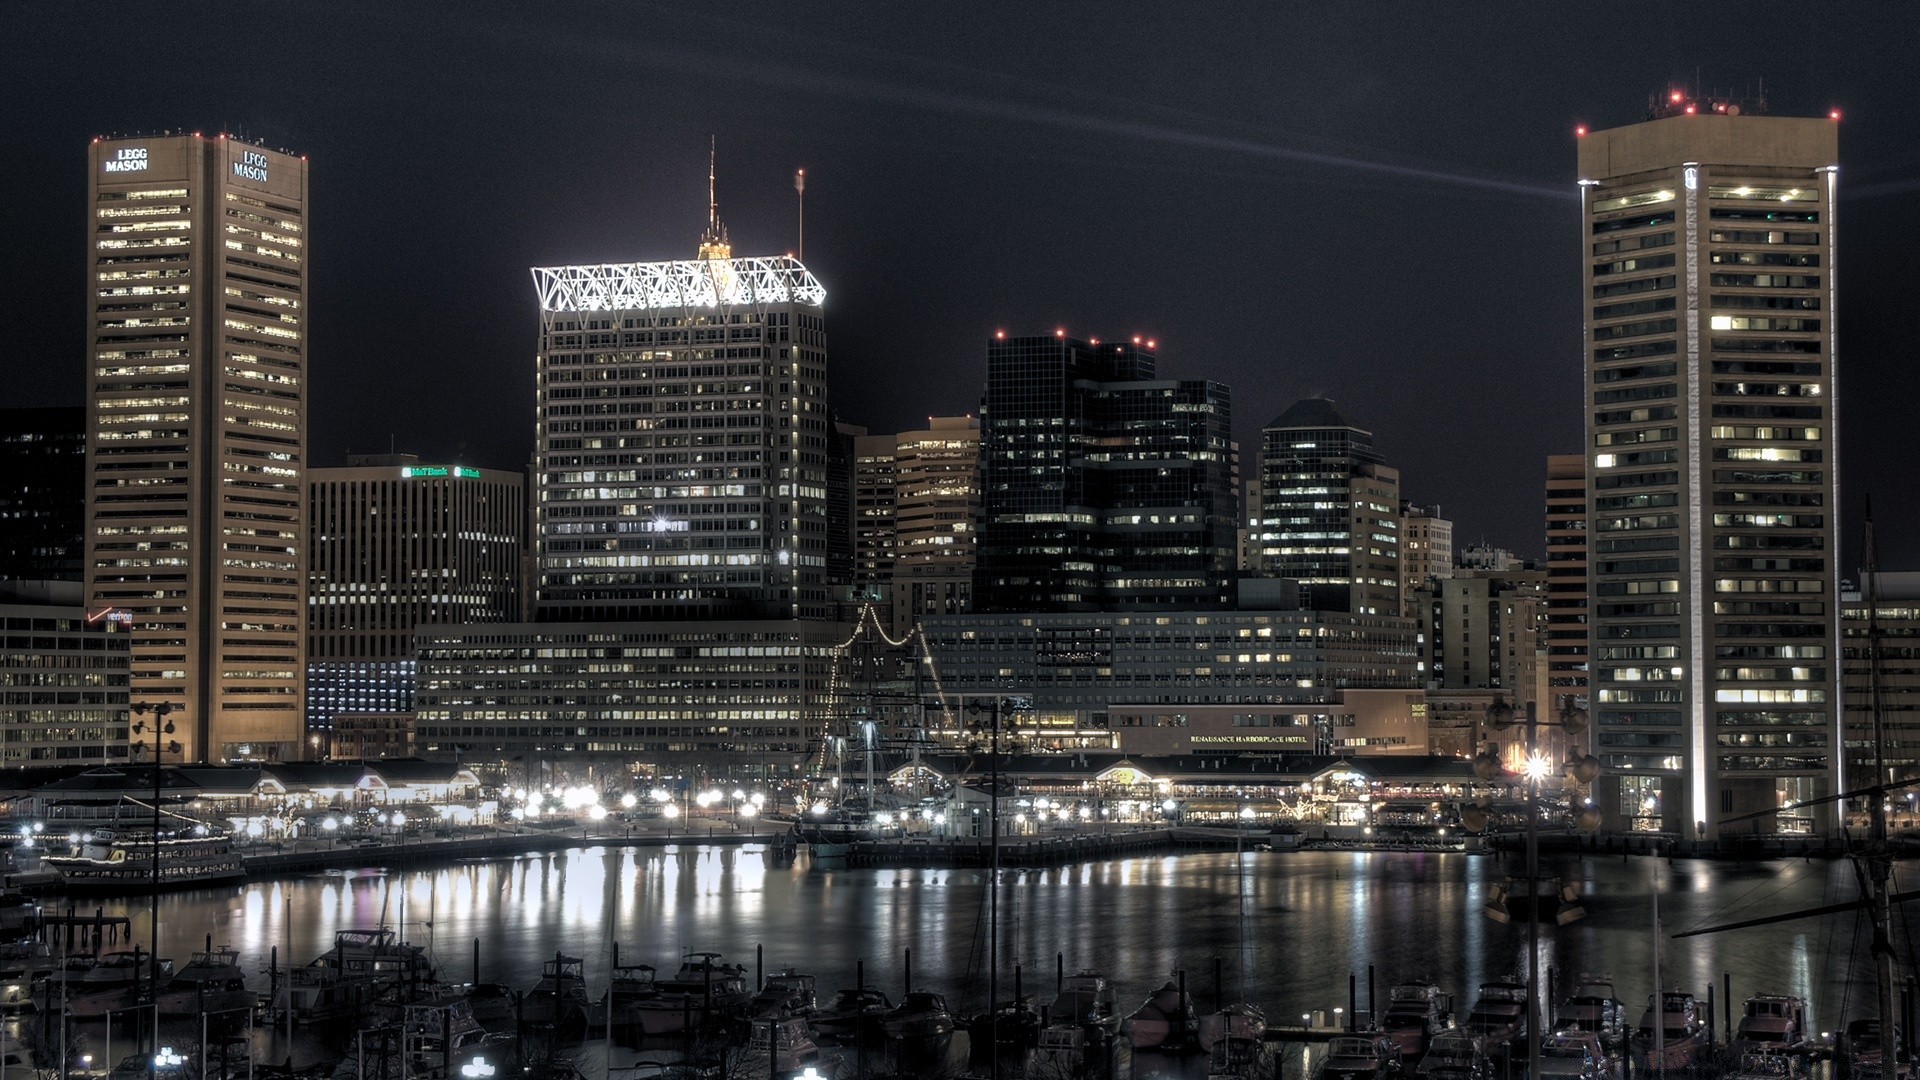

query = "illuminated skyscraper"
[
  {"left": 529, "top": 163, "right": 831, "bottom": 621},
  {"left": 84, "top": 133, "right": 308, "bottom": 763},
  {"left": 975, "top": 334, "right": 1235, "bottom": 612},
  {"left": 1256, "top": 398, "right": 1401, "bottom": 616},
  {"left": 1580, "top": 98, "right": 1840, "bottom": 838},
  {"left": 307, "top": 456, "right": 526, "bottom": 740}
]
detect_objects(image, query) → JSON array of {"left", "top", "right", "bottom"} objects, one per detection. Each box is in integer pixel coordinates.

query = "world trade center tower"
[{"left": 1580, "top": 96, "right": 1840, "bottom": 840}]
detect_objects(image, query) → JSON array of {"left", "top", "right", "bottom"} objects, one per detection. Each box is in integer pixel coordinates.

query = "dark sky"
[{"left": 5, "top": 2, "right": 1918, "bottom": 566}]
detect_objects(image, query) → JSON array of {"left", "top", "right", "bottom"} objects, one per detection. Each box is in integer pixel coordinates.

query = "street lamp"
[
  {"left": 964, "top": 696, "right": 1012, "bottom": 1080},
  {"left": 1467, "top": 695, "right": 1601, "bottom": 1080},
  {"left": 130, "top": 700, "right": 179, "bottom": 1080}
]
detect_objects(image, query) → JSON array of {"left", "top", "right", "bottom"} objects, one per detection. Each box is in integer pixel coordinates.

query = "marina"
[{"left": 0, "top": 843, "right": 1904, "bottom": 1078}]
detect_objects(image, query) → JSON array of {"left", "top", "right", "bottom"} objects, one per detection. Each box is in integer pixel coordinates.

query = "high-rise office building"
[
  {"left": 0, "top": 407, "right": 87, "bottom": 582},
  {"left": 0, "top": 581, "right": 132, "bottom": 765},
  {"left": 1545, "top": 454, "right": 1590, "bottom": 717},
  {"left": 1256, "top": 398, "right": 1401, "bottom": 615},
  {"left": 975, "top": 334, "right": 1236, "bottom": 612},
  {"left": 84, "top": 134, "right": 309, "bottom": 763},
  {"left": 1580, "top": 99, "right": 1840, "bottom": 838},
  {"left": 529, "top": 178, "right": 831, "bottom": 622},
  {"left": 1399, "top": 503, "right": 1454, "bottom": 616},
  {"left": 891, "top": 415, "right": 981, "bottom": 631},
  {"left": 1842, "top": 573, "right": 1920, "bottom": 789},
  {"left": 850, "top": 429, "right": 898, "bottom": 611},
  {"left": 307, "top": 456, "right": 526, "bottom": 741}
]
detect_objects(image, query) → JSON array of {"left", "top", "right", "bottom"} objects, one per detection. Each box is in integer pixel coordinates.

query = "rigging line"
[{"left": 1675, "top": 862, "right": 1814, "bottom": 937}]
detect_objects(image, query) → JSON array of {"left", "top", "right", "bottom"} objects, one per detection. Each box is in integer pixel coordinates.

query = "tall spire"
[{"left": 698, "top": 136, "right": 732, "bottom": 261}]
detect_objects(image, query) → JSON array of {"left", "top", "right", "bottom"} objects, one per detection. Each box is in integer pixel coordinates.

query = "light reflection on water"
[{"left": 48, "top": 845, "right": 1887, "bottom": 1047}]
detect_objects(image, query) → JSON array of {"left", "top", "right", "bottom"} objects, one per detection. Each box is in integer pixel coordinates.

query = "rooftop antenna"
[
  {"left": 697, "top": 136, "right": 731, "bottom": 260},
  {"left": 795, "top": 167, "right": 806, "bottom": 261}
]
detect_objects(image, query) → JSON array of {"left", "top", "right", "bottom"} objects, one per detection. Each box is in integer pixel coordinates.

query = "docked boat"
[
  {"left": 747, "top": 968, "right": 817, "bottom": 1019},
  {"left": 1728, "top": 1051, "right": 1802, "bottom": 1080},
  {"left": 465, "top": 981, "right": 518, "bottom": 1030},
  {"left": 44, "top": 822, "right": 244, "bottom": 892},
  {"left": 1122, "top": 979, "right": 1195, "bottom": 1051},
  {"left": 810, "top": 986, "right": 892, "bottom": 1042},
  {"left": 1631, "top": 990, "right": 1709, "bottom": 1072},
  {"left": 969, "top": 995, "right": 1044, "bottom": 1061},
  {"left": 1313, "top": 1034, "right": 1397, "bottom": 1080},
  {"left": 1841, "top": 1018, "right": 1903, "bottom": 1080},
  {"left": 0, "top": 890, "right": 38, "bottom": 936},
  {"left": 792, "top": 798, "right": 907, "bottom": 845},
  {"left": 522, "top": 953, "right": 591, "bottom": 1039},
  {"left": 1045, "top": 970, "right": 1118, "bottom": 1035},
  {"left": 737, "top": 1016, "right": 841, "bottom": 1077},
  {"left": 606, "top": 964, "right": 658, "bottom": 1031},
  {"left": 880, "top": 990, "right": 956, "bottom": 1040},
  {"left": 1555, "top": 974, "right": 1626, "bottom": 1044},
  {"left": 1380, "top": 981, "right": 1447, "bottom": 1057},
  {"left": 627, "top": 953, "right": 750, "bottom": 1035},
  {"left": 59, "top": 949, "right": 176, "bottom": 1020},
  {"left": 155, "top": 945, "right": 255, "bottom": 1019},
  {"left": 288, "top": 928, "right": 435, "bottom": 1024},
  {"left": 1735, "top": 995, "right": 1809, "bottom": 1058},
  {"left": 1415, "top": 1030, "right": 1483, "bottom": 1080},
  {"left": 1537, "top": 1030, "right": 1608, "bottom": 1080},
  {"left": 1198, "top": 1001, "right": 1267, "bottom": 1055},
  {"left": 1028, "top": 1023, "right": 1089, "bottom": 1080},
  {"left": 1463, "top": 976, "right": 1529, "bottom": 1054}
]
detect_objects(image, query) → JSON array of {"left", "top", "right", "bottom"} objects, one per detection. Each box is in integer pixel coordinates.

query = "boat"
[
  {"left": 605, "top": 964, "right": 658, "bottom": 1031},
  {"left": 1728, "top": 1052, "right": 1802, "bottom": 1080},
  {"left": 792, "top": 798, "right": 907, "bottom": 845},
  {"left": 288, "top": 928, "right": 435, "bottom": 1024},
  {"left": 1415, "top": 1030, "right": 1483, "bottom": 1080},
  {"left": 626, "top": 953, "right": 750, "bottom": 1035},
  {"left": 1197, "top": 1001, "right": 1267, "bottom": 1055},
  {"left": 59, "top": 949, "right": 176, "bottom": 1021},
  {"left": 1630, "top": 990, "right": 1709, "bottom": 1071},
  {"left": 1735, "top": 995, "right": 1809, "bottom": 1059},
  {"left": 154, "top": 945, "right": 255, "bottom": 1019},
  {"left": 880, "top": 990, "right": 956, "bottom": 1040},
  {"left": 0, "top": 889, "right": 39, "bottom": 936},
  {"left": 747, "top": 968, "right": 817, "bottom": 1019},
  {"left": 465, "top": 981, "right": 518, "bottom": 1030},
  {"left": 1044, "top": 970, "right": 1118, "bottom": 1035},
  {"left": 522, "top": 953, "right": 591, "bottom": 1039},
  {"left": 1841, "top": 1018, "right": 1904, "bottom": 1080},
  {"left": 1380, "top": 981, "right": 1447, "bottom": 1057},
  {"left": 809, "top": 986, "right": 892, "bottom": 1042},
  {"left": 969, "top": 995, "right": 1044, "bottom": 1062},
  {"left": 1537, "top": 1031, "right": 1608, "bottom": 1080},
  {"left": 1463, "top": 976, "right": 1529, "bottom": 1054},
  {"left": 736, "top": 1016, "right": 841, "bottom": 1077},
  {"left": 1028, "top": 1023, "right": 1089, "bottom": 1080},
  {"left": 1122, "top": 979, "right": 1195, "bottom": 1051},
  {"left": 43, "top": 822, "right": 244, "bottom": 892},
  {"left": 1313, "top": 1034, "right": 1397, "bottom": 1080},
  {"left": 1555, "top": 974, "right": 1626, "bottom": 1044}
]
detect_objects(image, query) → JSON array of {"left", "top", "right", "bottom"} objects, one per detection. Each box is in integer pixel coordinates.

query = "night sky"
[{"left": 6, "top": 3, "right": 1918, "bottom": 565}]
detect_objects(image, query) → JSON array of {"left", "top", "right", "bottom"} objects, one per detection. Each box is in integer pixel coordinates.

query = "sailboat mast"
[
  {"left": 1652, "top": 869, "right": 1664, "bottom": 1072},
  {"left": 1864, "top": 505, "right": 1896, "bottom": 1080}
]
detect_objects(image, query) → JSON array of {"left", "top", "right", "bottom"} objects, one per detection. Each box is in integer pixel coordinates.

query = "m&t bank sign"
[
  {"left": 103, "top": 147, "right": 148, "bottom": 173},
  {"left": 233, "top": 151, "right": 268, "bottom": 182}
]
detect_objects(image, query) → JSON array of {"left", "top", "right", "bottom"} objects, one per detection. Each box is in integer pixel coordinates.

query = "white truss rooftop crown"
[{"left": 531, "top": 256, "right": 825, "bottom": 313}]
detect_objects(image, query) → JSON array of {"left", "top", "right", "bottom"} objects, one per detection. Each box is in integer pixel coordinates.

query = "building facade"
[
  {"left": 411, "top": 619, "right": 850, "bottom": 772},
  {"left": 1399, "top": 503, "right": 1454, "bottom": 616},
  {"left": 84, "top": 134, "right": 309, "bottom": 763},
  {"left": 0, "top": 581, "right": 132, "bottom": 765},
  {"left": 920, "top": 608, "right": 1422, "bottom": 739},
  {"left": 0, "top": 407, "right": 87, "bottom": 583},
  {"left": 1255, "top": 398, "right": 1400, "bottom": 615},
  {"left": 975, "top": 334, "right": 1236, "bottom": 612},
  {"left": 1580, "top": 104, "right": 1841, "bottom": 837},
  {"left": 850, "top": 429, "right": 897, "bottom": 613},
  {"left": 1545, "top": 454, "right": 1590, "bottom": 718},
  {"left": 306, "top": 457, "right": 526, "bottom": 740},
  {"left": 891, "top": 416, "right": 981, "bottom": 632},
  {"left": 529, "top": 212, "right": 832, "bottom": 622},
  {"left": 1841, "top": 573, "right": 1920, "bottom": 795}
]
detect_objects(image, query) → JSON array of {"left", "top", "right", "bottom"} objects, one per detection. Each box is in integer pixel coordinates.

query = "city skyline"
[{"left": 5, "top": 5, "right": 1919, "bottom": 568}]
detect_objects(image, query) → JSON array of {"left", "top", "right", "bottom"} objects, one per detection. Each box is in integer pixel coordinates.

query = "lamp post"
[
  {"left": 965, "top": 696, "right": 1008, "bottom": 1080},
  {"left": 130, "top": 701, "right": 179, "bottom": 1080},
  {"left": 1468, "top": 696, "right": 1600, "bottom": 1080}
]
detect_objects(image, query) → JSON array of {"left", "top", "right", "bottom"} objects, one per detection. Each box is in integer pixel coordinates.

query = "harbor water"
[{"left": 27, "top": 842, "right": 1898, "bottom": 1076}]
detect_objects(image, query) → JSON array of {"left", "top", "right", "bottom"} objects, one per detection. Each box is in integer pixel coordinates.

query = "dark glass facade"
[
  {"left": 975, "top": 335, "right": 1235, "bottom": 612},
  {"left": 0, "top": 407, "right": 85, "bottom": 582}
]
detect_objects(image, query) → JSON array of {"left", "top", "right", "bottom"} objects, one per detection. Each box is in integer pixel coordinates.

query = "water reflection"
[{"left": 52, "top": 846, "right": 1885, "bottom": 1038}]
